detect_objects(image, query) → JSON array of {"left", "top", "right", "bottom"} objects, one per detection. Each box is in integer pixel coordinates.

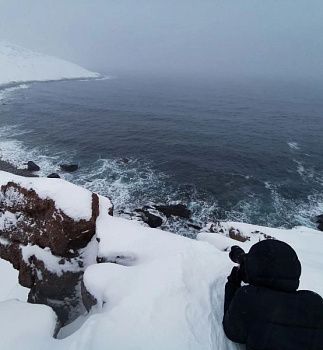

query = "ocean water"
[{"left": 1, "top": 76, "right": 323, "bottom": 233}]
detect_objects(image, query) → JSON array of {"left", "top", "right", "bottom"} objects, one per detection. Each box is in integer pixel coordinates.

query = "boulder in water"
[
  {"left": 47, "top": 173, "right": 60, "bottom": 178},
  {"left": 60, "top": 164, "right": 79, "bottom": 172},
  {"left": 155, "top": 204, "right": 191, "bottom": 219},
  {"left": 27, "top": 161, "right": 40, "bottom": 172},
  {"left": 135, "top": 207, "right": 163, "bottom": 228}
]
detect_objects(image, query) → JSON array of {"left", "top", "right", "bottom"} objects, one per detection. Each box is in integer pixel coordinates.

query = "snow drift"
[
  {"left": 0, "top": 41, "right": 99, "bottom": 86},
  {"left": 0, "top": 171, "right": 322, "bottom": 350}
]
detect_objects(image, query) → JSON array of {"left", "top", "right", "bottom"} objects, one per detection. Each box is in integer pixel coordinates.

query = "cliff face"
[{"left": 0, "top": 172, "right": 110, "bottom": 324}]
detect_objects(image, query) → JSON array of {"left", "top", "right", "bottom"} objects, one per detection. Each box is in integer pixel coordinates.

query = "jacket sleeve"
[
  {"left": 223, "top": 267, "right": 242, "bottom": 315},
  {"left": 223, "top": 285, "right": 251, "bottom": 344}
]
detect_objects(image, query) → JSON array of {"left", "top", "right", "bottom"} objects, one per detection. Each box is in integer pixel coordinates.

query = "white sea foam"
[
  {"left": 0, "top": 124, "right": 322, "bottom": 233},
  {"left": 0, "top": 84, "right": 29, "bottom": 102},
  {"left": 0, "top": 125, "right": 62, "bottom": 176},
  {"left": 287, "top": 141, "right": 300, "bottom": 150}
]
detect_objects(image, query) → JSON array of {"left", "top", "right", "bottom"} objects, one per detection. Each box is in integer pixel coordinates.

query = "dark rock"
[
  {"left": 135, "top": 208, "right": 163, "bottom": 228},
  {"left": 81, "top": 280, "right": 97, "bottom": 312},
  {"left": 27, "top": 161, "right": 40, "bottom": 172},
  {"left": 314, "top": 214, "right": 323, "bottom": 231},
  {"left": 188, "top": 223, "right": 202, "bottom": 230},
  {"left": 121, "top": 158, "right": 129, "bottom": 164},
  {"left": 0, "top": 160, "right": 38, "bottom": 177},
  {"left": 316, "top": 214, "right": 323, "bottom": 224},
  {"left": 60, "top": 164, "right": 79, "bottom": 172},
  {"left": 47, "top": 173, "right": 60, "bottom": 178},
  {"left": 142, "top": 210, "right": 163, "bottom": 228},
  {"left": 155, "top": 204, "right": 191, "bottom": 219}
]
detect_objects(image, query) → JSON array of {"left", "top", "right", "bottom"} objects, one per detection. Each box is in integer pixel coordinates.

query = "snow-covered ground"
[
  {"left": 0, "top": 41, "right": 99, "bottom": 87},
  {"left": 0, "top": 172, "right": 322, "bottom": 349}
]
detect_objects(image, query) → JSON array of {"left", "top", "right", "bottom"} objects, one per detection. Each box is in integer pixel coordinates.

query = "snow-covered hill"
[
  {"left": 0, "top": 171, "right": 322, "bottom": 349},
  {"left": 0, "top": 41, "right": 99, "bottom": 86}
]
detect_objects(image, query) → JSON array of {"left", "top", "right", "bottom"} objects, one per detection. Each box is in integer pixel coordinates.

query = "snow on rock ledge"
[
  {"left": 0, "top": 171, "right": 112, "bottom": 324},
  {"left": 0, "top": 41, "right": 99, "bottom": 86}
]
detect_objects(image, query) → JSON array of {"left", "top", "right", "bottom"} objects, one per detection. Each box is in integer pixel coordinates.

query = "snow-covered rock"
[
  {"left": 0, "top": 171, "right": 112, "bottom": 324},
  {"left": 0, "top": 41, "right": 99, "bottom": 86}
]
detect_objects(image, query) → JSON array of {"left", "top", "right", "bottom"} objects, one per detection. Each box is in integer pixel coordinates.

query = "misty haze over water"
[
  {"left": 0, "top": 0, "right": 323, "bottom": 233},
  {"left": 1, "top": 0, "right": 323, "bottom": 81}
]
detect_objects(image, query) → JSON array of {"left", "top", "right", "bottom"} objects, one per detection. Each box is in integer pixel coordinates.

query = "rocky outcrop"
[
  {"left": 126, "top": 203, "right": 192, "bottom": 229},
  {"left": 27, "top": 161, "right": 40, "bottom": 172},
  {"left": 0, "top": 174, "right": 104, "bottom": 325},
  {"left": 0, "top": 159, "right": 37, "bottom": 177},
  {"left": 47, "top": 173, "right": 60, "bottom": 178},
  {"left": 60, "top": 164, "right": 79, "bottom": 172},
  {"left": 155, "top": 204, "right": 191, "bottom": 219},
  {"left": 316, "top": 214, "right": 323, "bottom": 232},
  {"left": 134, "top": 207, "right": 163, "bottom": 228}
]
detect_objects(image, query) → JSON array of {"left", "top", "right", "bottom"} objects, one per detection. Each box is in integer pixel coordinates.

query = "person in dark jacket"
[{"left": 223, "top": 239, "right": 323, "bottom": 350}]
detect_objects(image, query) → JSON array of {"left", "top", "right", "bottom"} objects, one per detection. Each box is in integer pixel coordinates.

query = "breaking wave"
[
  {"left": 0, "top": 84, "right": 29, "bottom": 102},
  {"left": 287, "top": 141, "right": 300, "bottom": 150},
  {"left": 0, "top": 123, "right": 322, "bottom": 234},
  {"left": 0, "top": 82, "right": 322, "bottom": 234}
]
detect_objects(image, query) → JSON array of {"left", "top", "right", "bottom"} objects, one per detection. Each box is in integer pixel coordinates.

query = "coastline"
[{"left": 0, "top": 158, "right": 37, "bottom": 177}]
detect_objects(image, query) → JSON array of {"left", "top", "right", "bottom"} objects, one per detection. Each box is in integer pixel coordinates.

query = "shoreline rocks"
[
  {"left": 155, "top": 204, "right": 191, "bottom": 219},
  {"left": 0, "top": 159, "right": 38, "bottom": 177}
]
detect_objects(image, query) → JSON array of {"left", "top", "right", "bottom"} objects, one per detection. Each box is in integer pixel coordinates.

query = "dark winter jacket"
[{"left": 223, "top": 240, "right": 323, "bottom": 350}]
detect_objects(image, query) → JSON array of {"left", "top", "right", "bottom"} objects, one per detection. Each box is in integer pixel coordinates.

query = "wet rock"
[
  {"left": 27, "top": 161, "right": 40, "bottom": 172},
  {"left": 315, "top": 215, "right": 323, "bottom": 231},
  {"left": 60, "top": 164, "right": 79, "bottom": 172},
  {"left": 155, "top": 204, "right": 191, "bottom": 219},
  {"left": 188, "top": 223, "right": 202, "bottom": 230},
  {"left": 0, "top": 160, "right": 37, "bottom": 177},
  {"left": 0, "top": 179, "right": 101, "bottom": 324},
  {"left": 135, "top": 207, "right": 163, "bottom": 228},
  {"left": 141, "top": 210, "right": 163, "bottom": 228},
  {"left": 47, "top": 173, "right": 60, "bottom": 178}
]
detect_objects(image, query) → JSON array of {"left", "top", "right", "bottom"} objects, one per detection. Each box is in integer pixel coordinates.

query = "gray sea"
[{"left": 1, "top": 75, "right": 323, "bottom": 234}]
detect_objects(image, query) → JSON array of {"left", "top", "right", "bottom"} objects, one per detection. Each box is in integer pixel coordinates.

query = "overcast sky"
[{"left": 1, "top": 0, "right": 323, "bottom": 79}]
